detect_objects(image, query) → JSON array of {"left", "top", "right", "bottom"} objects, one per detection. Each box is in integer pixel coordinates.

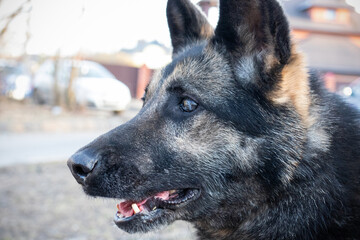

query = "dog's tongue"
[{"left": 117, "top": 191, "right": 170, "bottom": 217}]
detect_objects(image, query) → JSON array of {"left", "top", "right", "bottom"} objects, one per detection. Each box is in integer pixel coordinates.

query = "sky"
[
  {"left": 0, "top": 0, "right": 192, "bottom": 56},
  {"left": 0, "top": 0, "right": 359, "bottom": 57}
]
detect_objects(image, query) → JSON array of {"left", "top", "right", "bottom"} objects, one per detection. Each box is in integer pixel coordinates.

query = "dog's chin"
[
  {"left": 114, "top": 208, "right": 175, "bottom": 233},
  {"left": 85, "top": 187, "right": 201, "bottom": 233}
]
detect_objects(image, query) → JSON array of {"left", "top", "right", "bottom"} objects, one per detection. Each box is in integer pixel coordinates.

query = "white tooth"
[{"left": 132, "top": 203, "right": 141, "bottom": 213}]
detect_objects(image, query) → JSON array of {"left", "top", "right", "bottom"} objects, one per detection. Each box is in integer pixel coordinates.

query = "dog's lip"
[
  {"left": 113, "top": 188, "right": 201, "bottom": 225},
  {"left": 114, "top": 208, "right": 166, "bottom": 224}
]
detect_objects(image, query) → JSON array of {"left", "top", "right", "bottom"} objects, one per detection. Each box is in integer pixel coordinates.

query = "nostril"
[
  {"left": 67, "top": 149, "right": 99, "bottom": 184},
  {"left": 73, "top": 164, "right": 91, "bottom": 177}
]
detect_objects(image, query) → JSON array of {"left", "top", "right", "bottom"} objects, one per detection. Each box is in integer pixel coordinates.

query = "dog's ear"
[
  {"left": 167, "top": 0, "right": 214, "bottom": 56},
  {"left": 213, "top": 0, "right": 311, "bottom": 126},
  {"left": 213, "top": 0, "right": 291, "bottom": 76}
]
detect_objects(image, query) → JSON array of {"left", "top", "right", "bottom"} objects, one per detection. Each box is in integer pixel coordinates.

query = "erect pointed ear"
[
  {"left": 213, "top": 0, "right": 311, "bottom": 126},
  {"left": 213, "top": 0, "right": 291, "bottom": 73},
  {"left": 167, "top": 0, "right": 214, "bottom": 56}
]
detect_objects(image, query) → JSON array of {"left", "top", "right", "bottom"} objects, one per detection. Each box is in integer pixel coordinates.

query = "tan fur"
[
  {"left": 264, "top": 50, "right": 280, "bottom": 72},
  {"left": 200, "top": 23, "right": 214, "bottom": 40},
  {"left": 270, "top": 45, "right": 311, "bottom": 127}
]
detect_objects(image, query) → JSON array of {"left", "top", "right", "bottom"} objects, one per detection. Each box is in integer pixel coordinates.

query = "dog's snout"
[{"left": 67, "top": 149, "right": 98, "bottom": 185}]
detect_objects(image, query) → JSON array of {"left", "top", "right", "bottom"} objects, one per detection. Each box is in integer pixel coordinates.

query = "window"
[
  {"left": 309, "top": 7, "right": 350, "bottom": 24},
  {"left": 324, "top": 9, "right": 336, "bottom": 21}
]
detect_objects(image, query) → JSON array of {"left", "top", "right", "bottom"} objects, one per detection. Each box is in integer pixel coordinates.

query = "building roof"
[
  {"left": 298, "top": 34, "right": 360, "bottom": 75},
  {"left": 280, "top": 0, "right": 360, "bottom": 35}
]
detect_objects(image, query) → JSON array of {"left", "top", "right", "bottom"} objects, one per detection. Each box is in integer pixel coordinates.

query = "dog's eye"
[{"left": 180, "top": 98, "right": 198, "bottom": 112}]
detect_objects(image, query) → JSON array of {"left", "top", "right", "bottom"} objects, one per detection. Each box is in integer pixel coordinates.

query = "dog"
[{"left": 68, "top": 0, "right": 360, "bottom": 239}]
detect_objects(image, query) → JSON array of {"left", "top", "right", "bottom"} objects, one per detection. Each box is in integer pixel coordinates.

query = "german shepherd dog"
[{"left": 68, "top": 0, "right": 360, "bottom": 239}]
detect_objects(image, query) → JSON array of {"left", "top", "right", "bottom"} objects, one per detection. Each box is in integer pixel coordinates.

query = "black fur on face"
[{"left": 68, "top": 0, "right": 360, "bottom": 239}]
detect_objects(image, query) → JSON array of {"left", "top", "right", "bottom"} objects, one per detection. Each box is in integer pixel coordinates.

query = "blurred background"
[{"left": 0, "top": 0, "right": 359, "bottom": 239}]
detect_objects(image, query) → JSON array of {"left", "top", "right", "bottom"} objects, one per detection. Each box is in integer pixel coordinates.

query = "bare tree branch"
[
  {"left": 21, "top": 0, "right": 32, "bottom": 57},
  {"left": 0, "top": 0, "right": 29, "bottom": 38}
]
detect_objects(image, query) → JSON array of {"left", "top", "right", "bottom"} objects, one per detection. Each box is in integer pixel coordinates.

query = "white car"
[
  {"left": 0, "top": 61, "right": 32, "bottom": 100},
  {"left": 33, "top": 60, "right": 131, "bottom": 112}
]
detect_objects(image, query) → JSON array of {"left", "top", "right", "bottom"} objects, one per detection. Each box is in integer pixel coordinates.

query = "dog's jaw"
[{"left": 112, "top": 188, "right": 201, "bottom": 233}]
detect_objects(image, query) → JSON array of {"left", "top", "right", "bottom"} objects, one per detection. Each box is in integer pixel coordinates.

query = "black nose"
[{"left": 67, "top": 148, "right": 98, "bottom": 185}]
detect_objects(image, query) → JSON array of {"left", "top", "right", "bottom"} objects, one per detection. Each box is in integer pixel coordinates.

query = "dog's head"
[{"left": 68, "top": 0, "right": 311, "bottom": 235}]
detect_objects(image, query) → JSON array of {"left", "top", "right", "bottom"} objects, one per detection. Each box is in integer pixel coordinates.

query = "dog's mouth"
[{"left": 114, "top": 188, "right": 200, "bottom": 230}]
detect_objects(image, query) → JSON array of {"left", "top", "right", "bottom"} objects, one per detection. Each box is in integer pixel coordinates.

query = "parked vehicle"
[
  {"left": 0, "top": 61, "right": 32, "bottom": 100},
  {"left": 33, "top": 59, "right": 131, "bottom": 112}
]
